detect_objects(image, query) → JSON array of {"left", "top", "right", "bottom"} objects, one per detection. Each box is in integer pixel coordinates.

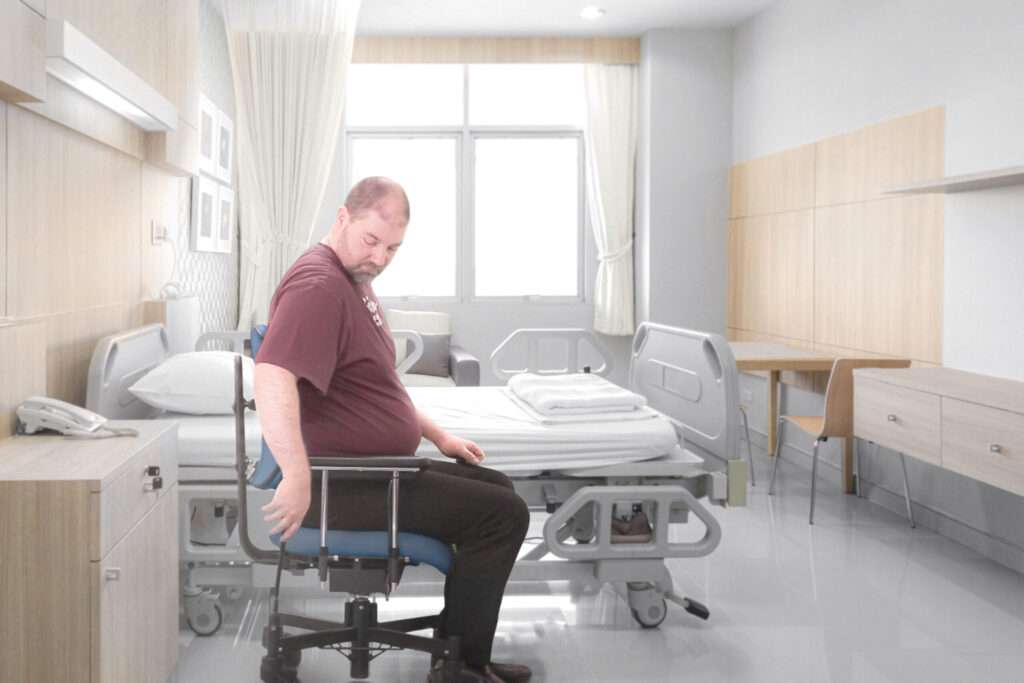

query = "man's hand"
[
  {"left": 437, "top": 433, "right": 486, "bottom": 465},
  {"left": 262, "top": 473, "right": 312, "bottom": 541}
]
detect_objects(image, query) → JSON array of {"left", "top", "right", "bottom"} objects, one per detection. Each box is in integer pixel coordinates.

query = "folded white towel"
[{"left": 507, "top": 373, "right": 646, "bottom": 415}]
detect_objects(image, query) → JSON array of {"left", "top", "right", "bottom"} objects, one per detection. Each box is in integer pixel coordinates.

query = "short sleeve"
[{"left": 256, "top": 283, "right": 345, "bottom": 395}]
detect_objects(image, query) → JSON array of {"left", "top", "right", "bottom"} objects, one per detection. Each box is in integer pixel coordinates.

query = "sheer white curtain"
[
  {"left": 583, "top": 64, "right": 638, "bottom": 336},
  {"left": 224, "top": 0, "right": 361, "bottom": 328}
]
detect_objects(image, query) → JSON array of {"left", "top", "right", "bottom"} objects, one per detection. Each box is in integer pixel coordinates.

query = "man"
[{"left": 254, "top": 176, "right": 531, "bottom": 683}]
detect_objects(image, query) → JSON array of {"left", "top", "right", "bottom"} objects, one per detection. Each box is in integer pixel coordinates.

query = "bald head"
[{"left": 345, "top": 176, "right": 410, "bottom": 226}]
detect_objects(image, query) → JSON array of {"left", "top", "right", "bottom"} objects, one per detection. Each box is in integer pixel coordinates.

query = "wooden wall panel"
[
  {"left": 353, "top": 37, "right": 641, "bottom": 64},
  {"left": 45, "top": 304, "right": 141, "bottom": 405},
  {"left": 0, "top": 322, "right": 48, "bottom": 438},
  {"left": 815, "top": 107, "right": 944, "bottom": 206},
  {"left": 729, "top": 144, "right": 815, "bottom": 218},
  {"left": 165, "top": 0, "right": 199, "bottom": 127},
  {"left": 1, "top": 101, "right": 6, "bottom": 318},
  {"left": 139, "top": 164, "right": 182, "bottom": 299},
  {"left": 46, "top": 0, "right": 168, "bottom": 97},
  {"left": 814, "top": 196, "right": 943, "bottom": 364},
  {"left": 728, "top": 211, "right": 814, "bottom": 341},
  {"left": 729, "top": 108, "right": 944, "bottom": 366},
  {"left": 6, "top": 106, "right": 142, "bottom": 319}
]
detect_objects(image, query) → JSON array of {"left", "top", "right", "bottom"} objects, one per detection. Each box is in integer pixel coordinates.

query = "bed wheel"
[
  {"left": 627, "top": 583, "right": 667, "bottom": 629},
  {"left": 186, "top": 601, "right": 223, "bottom": 636},
  {"left": 630, "top": 599, "right": 667, "bottom": 629}
]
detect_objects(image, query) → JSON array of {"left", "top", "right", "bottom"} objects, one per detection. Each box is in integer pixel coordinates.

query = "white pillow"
[{"left": 129, "top": 351, "right": 254, "bottom": 415}]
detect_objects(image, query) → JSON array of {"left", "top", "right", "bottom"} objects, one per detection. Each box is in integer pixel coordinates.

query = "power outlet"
[
  {"left": 741, "top": 388, "right": 755, "bottom": 407},
  {"left": 150, "top": 220, "right": 168, "bottom": 244}
]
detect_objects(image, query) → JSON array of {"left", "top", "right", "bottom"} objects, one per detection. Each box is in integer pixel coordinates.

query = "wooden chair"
[{"left": 768, "top": 358, "right": 914, "bottom": 526}]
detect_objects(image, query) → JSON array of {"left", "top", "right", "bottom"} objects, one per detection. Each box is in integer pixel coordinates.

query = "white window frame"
[{"left": 343, "top": 64, "right": 587, "bottom": 305}]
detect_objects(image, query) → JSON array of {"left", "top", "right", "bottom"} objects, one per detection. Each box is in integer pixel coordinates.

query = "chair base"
[{"left": 262, "top": 596, "right": 463, "bottom": 682}]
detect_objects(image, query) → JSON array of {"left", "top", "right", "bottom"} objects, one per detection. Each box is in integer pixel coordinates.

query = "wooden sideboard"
[
  {"left": 854, "top": 367, "right": 1024, "bottom": 496},
  {"left": 0, "top": 421, "right": 179, "bottom": 683}
]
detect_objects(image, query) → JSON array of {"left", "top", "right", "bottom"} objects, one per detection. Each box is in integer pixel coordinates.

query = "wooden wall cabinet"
[
  {"left": 0, "top": 0, "right": 47, "bottom": 103},
  {"left": 855, "top": 368, "right": 1024, "bottom": 497},
  {"left": 0, "top": 422, "right": 179, "bottom": 683}
]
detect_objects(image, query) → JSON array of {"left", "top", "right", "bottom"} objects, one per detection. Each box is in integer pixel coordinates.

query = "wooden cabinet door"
[{"left": 97, "top": 487, "right": 179, "bottom": 683}]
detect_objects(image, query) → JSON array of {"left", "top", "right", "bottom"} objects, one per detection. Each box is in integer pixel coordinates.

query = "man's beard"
[{"left": 346, "top": 264, "right": 381, "bottom": 284}]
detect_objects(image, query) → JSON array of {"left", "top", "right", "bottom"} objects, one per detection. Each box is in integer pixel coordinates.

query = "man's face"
[{"left": 337, "top": 200, "right": 407, "bottom": 284}]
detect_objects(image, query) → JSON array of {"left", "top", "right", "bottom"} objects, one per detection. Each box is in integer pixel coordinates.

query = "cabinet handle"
[
  {"left": 104, "top": 568, "right": 121, "bottom": 582},
  {"left": 146, "top": 465, "right": 161, "bottom": 477},
  {"left": 143, "top": 476, "right": 164, "bottom": 492},
  {"left": 989, "top": 444, "right": 1003, "bottom": 454},
  {"left": 887, "top": 414, "right": 898, "bottom": 422}
]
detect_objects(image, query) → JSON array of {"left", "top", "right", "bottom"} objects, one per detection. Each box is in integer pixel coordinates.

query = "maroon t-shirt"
[{"left": 256, "top": 244, "right": 422, "bottom": 456}]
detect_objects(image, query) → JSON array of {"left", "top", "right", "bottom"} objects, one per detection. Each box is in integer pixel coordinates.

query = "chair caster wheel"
[{"left": 261, "top": 654, "right": 300, "bottom": 683}]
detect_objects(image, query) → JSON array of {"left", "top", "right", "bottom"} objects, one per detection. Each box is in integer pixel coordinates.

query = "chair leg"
[
  {"left": 899, "top": 452, "right": 916, "bottom": 528},
  {"left": 740, "top": 408, "right": 756, "bottom": 487},
  {"left": 769, "top": 416, "right": 783, "bottom": 495},
  {"left": 809, "top": 440, "right": 820, "bottom": 525},
  {"left": 855, "top": 440, "right": 864, "bottom": 498}
]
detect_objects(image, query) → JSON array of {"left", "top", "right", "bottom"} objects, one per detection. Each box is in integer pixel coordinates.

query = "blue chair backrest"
[
  {"left": 247, "top": 324, "right": 281, "bottom": 490},
  {"left": 251, "top": 324, "right": 268, "bottom": 357}
]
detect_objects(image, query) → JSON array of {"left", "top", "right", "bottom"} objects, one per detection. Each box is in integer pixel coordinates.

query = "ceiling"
[{"left": 355, "top": 0, "right": 779, "bottom": 36}]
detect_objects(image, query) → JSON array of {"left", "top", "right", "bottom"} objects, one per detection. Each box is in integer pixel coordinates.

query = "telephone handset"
[{"left": 16, "top": 396, "right": 138, "bottom": 438}]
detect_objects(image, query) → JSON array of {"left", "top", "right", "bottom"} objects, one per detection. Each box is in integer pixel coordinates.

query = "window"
[{"left": 345, "top": 64, "right": 585, "bottom": 300}]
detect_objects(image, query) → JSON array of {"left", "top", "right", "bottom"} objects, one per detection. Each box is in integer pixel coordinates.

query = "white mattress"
[
  {"left": 408, "top": 387, "right": 678, "bottom": 472},
  {"left": 156, "top": 412, "right": 262, "bottom": 468},
  {"left": 159, "top": 387, "right": 679, "bottom": 474}
]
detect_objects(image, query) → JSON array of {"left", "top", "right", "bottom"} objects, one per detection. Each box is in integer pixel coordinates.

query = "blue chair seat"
[{"left": 271, "top": 528, "right": 453, "bottom": 574}]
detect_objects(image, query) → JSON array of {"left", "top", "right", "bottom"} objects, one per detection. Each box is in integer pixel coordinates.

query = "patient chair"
[{"left": 235, "top": 328, "right": 464, "bottom": 682}]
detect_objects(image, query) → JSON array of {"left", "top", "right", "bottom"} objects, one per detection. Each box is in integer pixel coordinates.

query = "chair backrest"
[{"left": 820, "top": 358, "right": 910, "bottom": 438}]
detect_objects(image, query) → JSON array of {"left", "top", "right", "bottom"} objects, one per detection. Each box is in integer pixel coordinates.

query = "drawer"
[
  {"left": 854, "top": 377, "right": 941, "bottom": 465},
  {"left": 942, "top": 399, "right": 1024, "bottom": 497},
  {"left": 98, "top": 438, "right": 170, "bottom": 559}
]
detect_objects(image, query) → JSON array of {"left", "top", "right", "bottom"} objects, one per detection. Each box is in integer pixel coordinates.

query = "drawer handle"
[
  {"left": 104, "top": 568, "right": 121, "bottom": 582},
  {"left": 143, "top": 476, "right": 164, "bottom": 493},
  {"left": 887, "top": 414, "right": 898, "bottom": 422},
  {"left": 990, "top": 444, "right": 1003, "bottom": 454}
]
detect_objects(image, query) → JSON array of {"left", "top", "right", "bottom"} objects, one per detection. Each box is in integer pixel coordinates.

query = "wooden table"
[{"left": 731, "top": 341, "right": 910, "bottom": 493}]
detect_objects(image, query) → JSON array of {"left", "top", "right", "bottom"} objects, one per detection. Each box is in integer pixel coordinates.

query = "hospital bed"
[{"left": 86, "top": 322, "right": 747, "bottom": 634}]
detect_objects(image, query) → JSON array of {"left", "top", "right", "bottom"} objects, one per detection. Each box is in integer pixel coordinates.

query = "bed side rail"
[
  {"left": 489, "top": 328, "right": 614, "bottom": 382},
  {"left": 543, "top": 485, "right": 722, "bottom": 561}
]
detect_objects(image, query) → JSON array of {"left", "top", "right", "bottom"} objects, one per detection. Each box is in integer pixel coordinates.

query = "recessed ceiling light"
[{"left": 580, "top": 6, "right": 606, "bottom": 21}]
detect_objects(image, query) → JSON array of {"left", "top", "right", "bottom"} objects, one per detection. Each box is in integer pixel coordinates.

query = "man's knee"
[{"left": 508, "top": 493, "right": 529, "bottom": 542}]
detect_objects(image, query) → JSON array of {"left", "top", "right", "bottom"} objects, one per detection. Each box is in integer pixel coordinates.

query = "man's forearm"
[
  {"left": 255, "top": 363, "right": 311, "bottom": 481},
  {"left": 417, "top": 408, "right": 448, "bottom": 446}
]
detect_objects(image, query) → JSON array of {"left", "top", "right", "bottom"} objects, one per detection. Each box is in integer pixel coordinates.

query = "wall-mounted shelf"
[{"left": 885, "top": 165, "right": 1024, "bottom": 195}]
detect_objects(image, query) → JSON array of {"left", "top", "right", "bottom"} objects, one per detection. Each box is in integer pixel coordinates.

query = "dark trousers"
[{"left": 303, "top": 460, "right": 529, "bottom": 669}]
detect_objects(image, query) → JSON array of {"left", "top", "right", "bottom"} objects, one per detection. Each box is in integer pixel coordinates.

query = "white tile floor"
[{"left": 173, "top": 453, "right": 1024, "bottom": 682}]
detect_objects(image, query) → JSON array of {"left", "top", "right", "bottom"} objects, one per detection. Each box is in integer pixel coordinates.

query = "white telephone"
[{"left": 16, "top": 396, "right": 137, "bottom": 438}]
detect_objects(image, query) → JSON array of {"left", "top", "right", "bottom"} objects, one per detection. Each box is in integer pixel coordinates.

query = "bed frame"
[{"left": 87, "top": 322, "right": 747, "bottom": 633}]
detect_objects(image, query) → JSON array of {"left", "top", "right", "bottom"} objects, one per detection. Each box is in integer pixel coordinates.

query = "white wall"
[
  {"left": 733, "top": 0, "right": 1024, "bottom": 572},
  {"left": 636, "top": 28, "right": 733, "bottom": 333}
]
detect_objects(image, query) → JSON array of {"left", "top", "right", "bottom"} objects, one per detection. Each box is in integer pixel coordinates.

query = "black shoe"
[
  {"left": 488, "top": 661, "right": 532, "bottom": 682},
  {"left": 427, "top": 660, "right": 499, "bottom": 683}
]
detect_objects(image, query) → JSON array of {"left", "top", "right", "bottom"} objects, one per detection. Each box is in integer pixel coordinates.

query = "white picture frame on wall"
[
  {"left": 215, "top": 110, "right": 234, "bottom": 184},
  {"left": 198, "top": 94, "right": 218, "bottom": 177},
  {"left": 191, "top": 175, "right": 219, "bottom": 252},
  {"left": 216, "top": 185, "right": 235, "bottom": 254}
]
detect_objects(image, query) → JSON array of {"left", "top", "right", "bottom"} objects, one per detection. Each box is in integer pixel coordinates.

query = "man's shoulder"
[{"left": 280, "top": 247, "right": 353, "bottom": 303}]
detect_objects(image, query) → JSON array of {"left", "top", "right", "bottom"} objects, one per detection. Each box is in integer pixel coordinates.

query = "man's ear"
[{"left": 336, "top": 205, "right": 350, "bottom": 229}]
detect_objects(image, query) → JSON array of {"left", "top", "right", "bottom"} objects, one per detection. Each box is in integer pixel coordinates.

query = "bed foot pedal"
[{"left": 666, "top": 592, "right": 710, "bottom": 621}]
